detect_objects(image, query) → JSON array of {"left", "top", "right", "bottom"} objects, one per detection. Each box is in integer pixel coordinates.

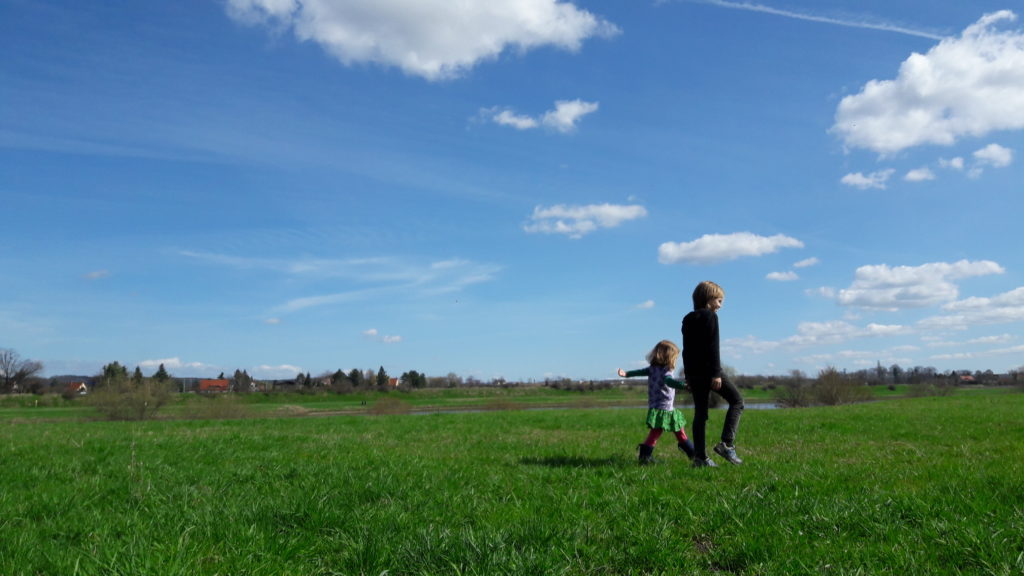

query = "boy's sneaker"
[
  {"left": 692, "top": 457, "right": 717, "bottom": 468},
  {"left": 713, "top": 442, "right": 743, "bottom": 465}
]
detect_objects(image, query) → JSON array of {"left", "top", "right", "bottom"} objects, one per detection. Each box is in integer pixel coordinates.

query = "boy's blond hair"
[
  {"left": 692, "top": 280, "right": 725, "bottom": 310},
  {"left": 647, "top": 340, "right": 679, "bottom": 371}
]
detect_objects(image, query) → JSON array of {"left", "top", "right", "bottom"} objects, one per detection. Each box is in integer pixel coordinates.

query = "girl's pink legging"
[{"left": 643, "top": 427, "right": 688, "bottom": 447}]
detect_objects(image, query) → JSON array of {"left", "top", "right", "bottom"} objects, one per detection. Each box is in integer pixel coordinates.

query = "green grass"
[{"left": 1, "top": 390, "right": 1022, "bottom": 575}]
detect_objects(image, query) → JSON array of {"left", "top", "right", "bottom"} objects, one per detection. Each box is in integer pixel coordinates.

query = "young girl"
[{"left": 617, "top": 340, "right": 695, "bottom": 465}]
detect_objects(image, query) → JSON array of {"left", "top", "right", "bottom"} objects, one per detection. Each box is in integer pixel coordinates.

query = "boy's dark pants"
[{"left": 690, "top": 377, "right": 744, "bottom": 460}]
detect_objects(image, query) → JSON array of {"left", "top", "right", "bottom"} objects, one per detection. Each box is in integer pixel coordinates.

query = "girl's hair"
[
  {"left": 692, "top": 280, "right": 725, "bottom": 310},
  {"left": 647, "top": 340, "right": 679, "bottom": 370}
]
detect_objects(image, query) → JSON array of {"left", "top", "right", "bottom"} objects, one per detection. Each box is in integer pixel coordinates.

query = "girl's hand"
[{"left": 617, "top": 368, "right": 626, "bottom": 378}]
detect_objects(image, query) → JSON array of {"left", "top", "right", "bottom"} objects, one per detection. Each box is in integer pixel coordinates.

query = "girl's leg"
[
  {"left": 643, "top": 428, "right": 663, "bottom": 447},
  {"left": 674, "top": 428, "right": 695, "bottom": 458}
]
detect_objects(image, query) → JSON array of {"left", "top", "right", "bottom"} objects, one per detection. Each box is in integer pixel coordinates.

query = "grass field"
[{"left": 1, "top": 389, "right": 1021, "bottom": 575}]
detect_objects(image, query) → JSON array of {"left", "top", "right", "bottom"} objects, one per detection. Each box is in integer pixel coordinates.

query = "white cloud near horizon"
[
  {"left": 658, "top": 232, "right": 803, "bottom": 265},
  {"left": 832, "top": 10, "right": 1024, "bottom": 155},
  {"left": 138, "top": 356, "right": 213, "bottom": 374},
  {"left": 524, "top": 203, "right": 647, "bottom": 239},
  {"left": 485, "top": 99, "right": 599, "bottom": 133},
  {"left": 835, "top": 259, "right": 1005, "bottom": 310},
  {"left": 225, "top": 0, "right": 620, "bottom": 80}
]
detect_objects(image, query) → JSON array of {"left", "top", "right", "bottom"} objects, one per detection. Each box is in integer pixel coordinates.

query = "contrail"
[{"left": 684, "top": 0, "right": 946, "bottom": 41}]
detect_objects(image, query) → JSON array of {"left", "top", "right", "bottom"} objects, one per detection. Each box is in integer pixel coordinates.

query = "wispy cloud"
[
  {"left": 524, "top": 203, "right": 647, "bottom": 239},
  {"left": 181, "top": 250, "right": 500, "bottom": 314},
  {"left": 682, "top": 0, "right": 944, "bottom": 40}
]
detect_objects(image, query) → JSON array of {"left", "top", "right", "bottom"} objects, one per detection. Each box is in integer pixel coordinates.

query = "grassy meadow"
[{"left": 1, "top": 389, "right": 1022, "bottom": 575}]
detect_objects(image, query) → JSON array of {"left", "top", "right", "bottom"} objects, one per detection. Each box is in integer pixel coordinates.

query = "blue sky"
[{"left": 3, "top": 0, "right": 1023, "bottom": 381}]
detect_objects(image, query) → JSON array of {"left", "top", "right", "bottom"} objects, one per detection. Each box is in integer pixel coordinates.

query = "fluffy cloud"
[
  {"left": 973, "top": 143, "right": 1014, "bottom": 167},
  {"left": 658, "top": 232, "right": 803, "bottom": 265},
  {"left": 225, "top": 0, "right": 619, "bottom": 80},
  {"left": 766, "top": 271, "right": 798, "bottom": 282},
  {"left": 840, "top": 169, "right": 895, "bottom": 189},
  {"left": 836, "top": 259, "right": 1005, "bottom": 310},
  {"left": 485, "top": 99, "right": 599, "bottom": 133},
  {"left": 524, "top": 203, "right": 647, "bottom": 239},
  {"left": 919, "top": 286, "right": 1024, "bottom": 330},
  {"left": 904, "top": 167, "right": 936, "bottom": 182},
  {"left": 793, "top": 257, "right": 820, "bottom": 268},
  {"left": 832, "top": 11, "right": 1024, "bottom": 155}
]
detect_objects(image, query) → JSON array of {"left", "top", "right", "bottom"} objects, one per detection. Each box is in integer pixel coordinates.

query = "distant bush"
[
  {"left": 774, "top": 381, "right": 813, "bottom": 408},
  {"left": 813, "top": 367, "right": 871, "bottom": 406},
  {"left": 88, "top": 375, "right": 173, "bottom": 421}
]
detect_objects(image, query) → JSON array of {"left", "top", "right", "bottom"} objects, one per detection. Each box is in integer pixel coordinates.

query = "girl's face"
[{"left": 708, "top": 297, "right": 723, "bottom": 312}]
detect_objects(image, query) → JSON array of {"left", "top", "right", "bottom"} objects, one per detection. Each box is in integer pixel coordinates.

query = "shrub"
[
  {"left": 813, "top": 367, "right": 871, "bottom": 406},
  {"left": 88, "top": 374, "right": 172, "bottom": 421}
]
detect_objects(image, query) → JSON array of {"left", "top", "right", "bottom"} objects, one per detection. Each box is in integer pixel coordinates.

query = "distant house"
[
  {"left": 388, "top": 377, "right": 399, "bottom": 388},
  {"left": 959, "top": 374, "right": 977, "bottom": 384},
  {"left": 64, "top": 381, "right": 89, "bottom": 396},
  {"left": 197, "top": 379, "right": 230, "bottom": 393}
]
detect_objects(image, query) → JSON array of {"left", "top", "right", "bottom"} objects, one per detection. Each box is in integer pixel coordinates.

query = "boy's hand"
[{"left": 711, "top": 377, "right": 722, "bottom": 390}]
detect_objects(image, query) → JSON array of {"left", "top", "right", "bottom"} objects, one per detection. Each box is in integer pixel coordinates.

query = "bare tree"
[{"left": 0, "top": 348, "right": 43, "bottom": 393}]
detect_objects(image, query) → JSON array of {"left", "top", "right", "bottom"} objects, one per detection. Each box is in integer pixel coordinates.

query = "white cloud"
[
  {"left": 783, "top": 320, "right": 908, "bottom": 347},
  {"left": 973, "top": 143, "right": 1014, "bottom": 167},
  {"left": 225, "top": 0, "right": 620, "bottom": 80},
  {"left": 794, "top": 257, "right": 820, "bottom": 268},
  {"left": 766, "top": 271, "right": 798, "bottom": 282},
  {"left": 83, "top": 270, "right": 110, "bottom": 280},
  {"left": 919, "top": 286, "right": 1024, "bottom": 330},
  {"left": 940, "top": 156, "right": 965, "bottom": 171},
  {"left": 836, "top": 259, "right": 1006, "bottom": 310},
  {"left": 541, "top": 99, "right": 599, "bottom": 132},
  {"left": 841, "top": 169, "right": 895, "bottom": 190},
  {"left": 904, "top": 167, "right": 936, "bottom": 182},
  {"left": 138, "top": 357, "right": 212, "bottom": 374},
  {"left": 252, "top": 364, "right": 305, "bottom": 379},
  {"left": 364, "top": 328, "right": 401, "bottom": 344},
  {"left": 524, "top": 203, "right": 647, "bottom": 239},
  {"left": 636, "top": 300, "right": 655, "bottom": 310},
  {"left": 484, "top": 99, "right": 599, "bottom": 133},
  {"left": 658, "top": 232, "right": 803, "bottom": 265},
  {"left": 832, "top": 10, "right": 1024, "bottom": 155},
  {"left": 492, "top": 109, "right": 538, "bottom": 130},
  {"left": 264, "top": 317, "right": 281, "bottom": 325}
]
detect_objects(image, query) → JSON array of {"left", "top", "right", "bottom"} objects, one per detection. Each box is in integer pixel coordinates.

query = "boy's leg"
[
  {"left": 691, "top": 384, "right": 710, "bottom": 460},
  {"left": 717, "top": 377, "right": 744, "bottom": 446}
]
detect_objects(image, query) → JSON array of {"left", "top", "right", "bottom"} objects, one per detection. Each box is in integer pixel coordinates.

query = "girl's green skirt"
[{"left": 645, "top": 408, "right": 687, "bottom": 432}]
